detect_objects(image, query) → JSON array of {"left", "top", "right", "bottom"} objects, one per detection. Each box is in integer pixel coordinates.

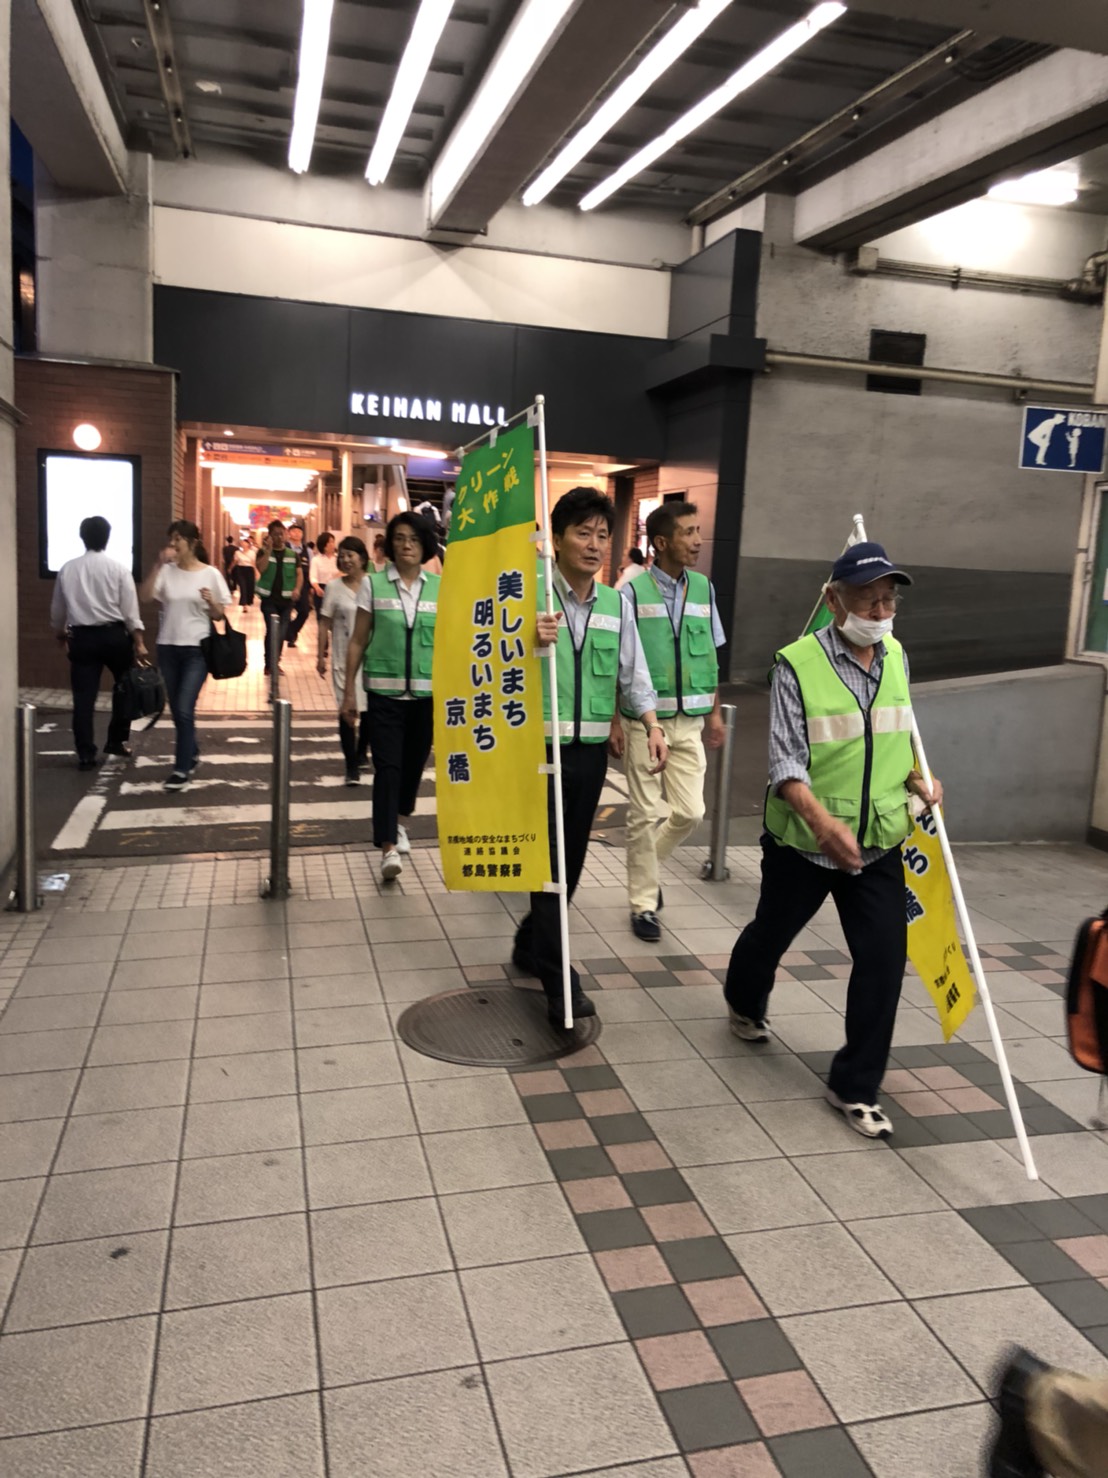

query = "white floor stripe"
[
  {"left": 117, "top": 775, "right": 386, "bottom": 796},
  {"left": 134, "top": 751, "right": 345, "bottom": 768},
  {"left": 50, "top": 796, "right": 108, "bottom": 850},
  {"left": 97, "top": 796, "right": 437, "bottom": 830}
]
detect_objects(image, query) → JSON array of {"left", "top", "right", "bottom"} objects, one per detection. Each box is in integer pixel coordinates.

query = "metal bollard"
[
  {"left": 701, "top": 703, "right": 737, "bottom": 882},
  {"left": 261, "top": 699, "right": 292, "bottom": 900},
  {"left": 268, "top": 613, "right": 281, "bottom": 703},
  {"left": 13, "top": 704, "right": 41, "bottom": 912}
]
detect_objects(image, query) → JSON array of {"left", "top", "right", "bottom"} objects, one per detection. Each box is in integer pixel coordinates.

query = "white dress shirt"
[{"left": 51, "top": 550, "right": 143, "bottom": 633}]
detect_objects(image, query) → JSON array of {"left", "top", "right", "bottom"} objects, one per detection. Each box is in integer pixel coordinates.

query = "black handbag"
[
  {"left": 201, "top": 614, "right": 247, "bottom": 679},
  {"left": 113, "top": 665, "right": 166, "bottom": 730}
]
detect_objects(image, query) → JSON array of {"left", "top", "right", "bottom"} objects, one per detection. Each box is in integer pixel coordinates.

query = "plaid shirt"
[{"left": 768, "top": 623, "right": 911, "bottom": 870}]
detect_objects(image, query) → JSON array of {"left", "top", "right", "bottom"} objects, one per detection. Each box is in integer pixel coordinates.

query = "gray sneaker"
[{"left": 728, "top": 1010, "right": 771, "bottom": 1043}]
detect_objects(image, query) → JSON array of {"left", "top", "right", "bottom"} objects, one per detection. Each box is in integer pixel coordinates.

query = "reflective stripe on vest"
[
  {"left": 364, "top": 569, "right": 440, "bottom": 697},
  {"left": 256, "top": 552, "right": 298, "bottom": 598},
  {"left": 538, "top": 574, "right": 622, "bottom": 744},
  {"left": 764, "top": 633, "right": 914, "bottom": 854},
  {"left": 622, "top": 569, "right": 717, "bottom": 718}
]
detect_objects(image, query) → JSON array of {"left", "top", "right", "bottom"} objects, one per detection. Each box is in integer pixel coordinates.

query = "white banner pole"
[
  {"left": 800, "top": 512, "right": 868, "bottom": 636},
  {"left": 908, "top": 723, "right": 1039, "bottom": 1179},
  {"left": 534, "top": 396, "right": 574, "bottom": 1030},
  {"left": 847, "top": 517, "right": 1037, "bottom": 1177}
]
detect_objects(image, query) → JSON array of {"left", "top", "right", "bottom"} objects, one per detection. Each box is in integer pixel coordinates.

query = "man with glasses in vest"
[
  {"left": 255, "top": 521, "right": 303, "bottom": 677},
  {"left": 723, "top": 541, "right": 942, "bottom": 1139},
  {"left": 612, "top": 502, "right": 727, "bottom": 941},
  {"left": 515, "top": 486, "right": 668, "bottom": 1025}
]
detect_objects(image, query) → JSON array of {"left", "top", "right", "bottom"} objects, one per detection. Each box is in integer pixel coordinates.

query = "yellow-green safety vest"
[
  {"left": 256, "top": 550, "right": 298, "bottom": 598},
  {"left": 539, "top": 573, "right": 622, "bottom": 744},
  {"left": 764, "top": 632, "right": 914, "bottom": 853},
  {"left": 363, "top": 569, "right": 440, "bottom": 697},
  {"left": 621, "top": 569, "right": 717, "bottom": 718}
]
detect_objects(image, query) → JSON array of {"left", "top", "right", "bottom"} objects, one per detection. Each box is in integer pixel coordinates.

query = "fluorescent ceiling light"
[
  {"left": 987, "top": 167, "right": 1079, "bottom": 207},
  {"left": 204, "top": 463, "right": 318, "bottom": 494},
  {"left": 579, "top": 1, "right": 846, "bottom": 211},
  {"left": 288, "top": 0, "right": 335, "bottom": 174},
  {"left": 523, "top": 0, "right": 735, "bottom": 208},
  {"left": 367, "top": 0, "right": 456, "bottom": 186},
  {"left": 428, "top": 0, "right": 576, "bottom": 221}
]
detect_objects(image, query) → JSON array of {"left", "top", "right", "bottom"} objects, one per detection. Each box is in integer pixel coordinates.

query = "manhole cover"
[{"left": 397, "top": 986, "right": 602, "bottom": 1067}]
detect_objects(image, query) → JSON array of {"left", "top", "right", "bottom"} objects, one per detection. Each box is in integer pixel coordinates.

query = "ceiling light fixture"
[
  {"left": 73, "top": 423, "right": 102, "bottom": 451},
  {"left": 288, "top": 0, "right": 335, "bottom": 174},
  {"left": 987, "top": 167, "right": 1080, "bottom": 208},
  {"left": 522, "top": 0, "right": 735, "bottom": 208},
  {"left": 367, "top": 0, "right": 456, "bottom": 186},
  {"left": 427, "top": 0, "right": 576, "bottom": 222},
  {"left": 578, "top": 1, "right": 846, "bottom": 212}
]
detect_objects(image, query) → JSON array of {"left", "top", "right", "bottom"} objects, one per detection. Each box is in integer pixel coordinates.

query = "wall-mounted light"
[
  {"left": 222, "top": 429, "right": 235, "bottom": 437},
  {"left": 73, "top": 423, "right": 102, "bottom": 451},
  {"left": 987, "top": 167, "right": 1080, "bottom": 208}
]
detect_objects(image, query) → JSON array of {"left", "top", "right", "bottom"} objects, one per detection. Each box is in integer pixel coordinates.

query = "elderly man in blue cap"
[{"left": 722, "top": 541, "right": 941, "bottom": 1139}]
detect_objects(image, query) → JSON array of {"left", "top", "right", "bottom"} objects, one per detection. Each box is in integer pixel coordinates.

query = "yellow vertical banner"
[
  {"left": 433, "top": 419, "right": 551, "bottom": 892},
  {"left": 903, "top": 809, "right": 977, "bottom": 1039}
]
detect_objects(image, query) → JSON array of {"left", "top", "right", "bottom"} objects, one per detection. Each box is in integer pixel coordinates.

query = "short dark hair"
[
  {"left": 80, "top": 516, "right": 110, "bottom": 551},
  {"left": 551, "top": 486, "right": 614, "bottom": 538},
  {"left": 646, "top": 501, "right": 697, "bottom": 550},
  {"left": 268, "top": 519, "right": 286, "bottom": 534},
  {"left": 338, "top": 535, "right": 368, "bottom": 567},
  {"left": 317, "top": 532, "right": 335, "bottom": 555},
  {"left": 627, "top": 547, "right": 645, "bottom": 565},
  {"left": 384, "top": 511, "right": 437, "bottom": 564},
  {"left": 288, "top": 524, "right": 305, "bottom": 538}
]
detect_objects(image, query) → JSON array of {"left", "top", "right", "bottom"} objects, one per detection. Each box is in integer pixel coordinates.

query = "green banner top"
[{"left": 449, "top": 421, "right": 535, "bottom": 546}]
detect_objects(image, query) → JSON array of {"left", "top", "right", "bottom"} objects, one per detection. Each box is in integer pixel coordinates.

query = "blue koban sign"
[{"left": 1020, "top": 405, "right": 1107, "bottom": 473}]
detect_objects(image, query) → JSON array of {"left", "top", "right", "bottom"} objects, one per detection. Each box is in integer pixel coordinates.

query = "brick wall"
[{"left": 16, "top": 359, "right": 178, "bottom": 687}]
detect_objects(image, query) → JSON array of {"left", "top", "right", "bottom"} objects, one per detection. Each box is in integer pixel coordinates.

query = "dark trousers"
[
  {"left": 286, "top": 592, "right": 311, "bottom": 646},
  {"left": 514, "top": 741, "right": 608, "bottom": 1005},
  {"left": 725, "top": 835, "right": 906, "bottom": 1104},
  {"left": 159, "top": 644, "right": 208, "bottom": 775},
  {"left": 260, "top": 598, "right": 292, "bottom": 672},
  {"left": 365, "top": 694, "right": 433, "bottom": 847},
  {"left": 237, "top": 567, "right": 255, "bottom": 606},
  {"left": 338, "top": 711, "right": 371, "bottom": 775},
  {"left": 68, "top": 622, "right": 134, "bottom": 762}
]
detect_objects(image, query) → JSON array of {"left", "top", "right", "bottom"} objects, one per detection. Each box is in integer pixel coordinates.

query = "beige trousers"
[
  {"left": 1031, "top": 1369, "right": 1108, "bottom": 1477},
  {"left": 625, "top": 713, "right": 707, "bottom": 914}
]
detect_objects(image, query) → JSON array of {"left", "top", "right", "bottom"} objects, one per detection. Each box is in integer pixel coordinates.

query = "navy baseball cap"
[{"left": 831, "top": 541, "right": 912, "bottom": 587}]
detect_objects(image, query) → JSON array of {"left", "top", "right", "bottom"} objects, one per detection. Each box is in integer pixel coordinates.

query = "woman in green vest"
[{"left": 342, "top": 512, "right": 439, "bottom": 882}]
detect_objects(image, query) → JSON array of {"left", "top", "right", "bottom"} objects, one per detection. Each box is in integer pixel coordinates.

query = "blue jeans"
[{"left": 159, "top": 645, "right": 208, "bottom": 775}]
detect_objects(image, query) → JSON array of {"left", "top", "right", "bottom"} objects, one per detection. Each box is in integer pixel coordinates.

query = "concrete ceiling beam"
[
  {"left": 11, "top": 0, "right": 129, "bottom": 194},
  {"left": 793, "top": 48, "right": 1108, "bottom": 249},
  {"left": 425, "top": 0, "right": 672, "bottom": 235},
  {"left": 845, "top": 0, "right": 1108, "bottom": 56}
]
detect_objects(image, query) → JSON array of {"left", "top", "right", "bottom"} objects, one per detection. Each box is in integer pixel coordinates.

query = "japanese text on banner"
[
  {"left": 432, "top": 420, "right": 550, "bottom": 892},
  {"left": 903, "top": 808, "right": 977, "bottom": 1040}
]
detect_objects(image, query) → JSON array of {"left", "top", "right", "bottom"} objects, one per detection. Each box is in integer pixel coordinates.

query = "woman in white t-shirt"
[
  {"left": 317, "top": 535, "right": 370, "bottom": 785},
  {"left": 309, "top": 532, "right": 338, "bottom": 622},
  {"left": 140, "top": 520, "right": 231, "bottom": 792}
]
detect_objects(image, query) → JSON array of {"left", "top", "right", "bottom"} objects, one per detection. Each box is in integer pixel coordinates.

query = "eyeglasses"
[{"left": 847, "top": 592, "right": 903, "bottom": 615}]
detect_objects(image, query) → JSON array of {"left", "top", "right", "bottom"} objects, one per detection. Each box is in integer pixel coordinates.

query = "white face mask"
[{"left": 838, "top": 605, "right": 894, "bottom": 647}]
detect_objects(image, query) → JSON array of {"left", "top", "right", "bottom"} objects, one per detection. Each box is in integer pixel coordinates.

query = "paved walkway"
[{"left": 1, "top": 840, "right": 1107, "bottom": 1476}]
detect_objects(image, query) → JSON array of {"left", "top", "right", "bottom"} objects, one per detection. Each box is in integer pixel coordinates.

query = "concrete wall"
[
  {"left": 730, "top": 193, "right": 1103, "bottom": 681},
  {"left": 913, "top": 662, "right": 1103, "bottom": 842},
  {"left": 35, "top": 153, "right": 153, "bottom": 363},
  {"left": 151, "top": 152, "right": 679, "bottom": 340}
]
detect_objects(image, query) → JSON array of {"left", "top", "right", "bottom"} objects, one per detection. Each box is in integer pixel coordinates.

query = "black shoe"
[
  {"left": 548, "top": 992, "right": 597, "bottom": 1027},
  {"left": 989, "top": 1347, "right": 1048, "bottom": 1478},
  {"left": 77, "top": 756, "right": 98, "bottom": 771},
  {"left": 103, "top": 743, "right": 132, "bottom": 759},
  {"left": 345, "top": 770, "right": 360, "bottom": 786},
  {"left": 631, "top": 910, "right": 661, "bottom": 942}
]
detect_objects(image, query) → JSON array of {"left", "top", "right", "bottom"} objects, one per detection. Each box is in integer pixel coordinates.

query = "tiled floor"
[{"left": 2, "top": 838, "right": 1108, "bottom": 1476}]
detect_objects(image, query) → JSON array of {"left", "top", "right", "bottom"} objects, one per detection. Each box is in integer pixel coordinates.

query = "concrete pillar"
[
  {"left": 35, "top": 150, "right": 153, "bottom": 363},
  {"left": 340, "top": 450, "right": 353, "bottom": 537},
  {"left": 1079, "top": 292, "right": 1108, "bottom": 841},
  {"left": 0, "top": 0, "right": 18, "bottom": 873}
]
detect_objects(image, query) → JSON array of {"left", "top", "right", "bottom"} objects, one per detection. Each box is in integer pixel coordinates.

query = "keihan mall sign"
[{"left": 349, "top": 391, "right": 508, "bottom": 429}]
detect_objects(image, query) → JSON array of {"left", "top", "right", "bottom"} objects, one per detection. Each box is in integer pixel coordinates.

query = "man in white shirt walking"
[{"left": 50, "top": 515, "right": 148, "bottom": 770}]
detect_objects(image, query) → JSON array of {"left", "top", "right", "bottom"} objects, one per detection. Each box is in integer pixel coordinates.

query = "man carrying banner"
[
  {"left": 610, "top": 501, "right": 727, "bottom": 941},
  {"left": 722, "top": 541, "right": 941, "bottom": 1139},
  {"left": 513, "top": 486, "right": 668, "bottom": 1024}
]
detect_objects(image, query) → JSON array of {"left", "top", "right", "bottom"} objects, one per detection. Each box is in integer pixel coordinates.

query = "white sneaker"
[
  {"left": 825, "top": 1088, "right": 893, "bottom": 1139},
  {"left": 396, "top": 824, "right": 411, "bottom": 855},
  {"left": 728, "top": 1009, "right": 771, "bottom": 1043},
  {"left": 381, "top": 849, "right": 403, "bottom": 881}
]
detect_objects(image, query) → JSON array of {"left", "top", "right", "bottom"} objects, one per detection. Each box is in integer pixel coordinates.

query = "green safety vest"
[
  {"left": 256, "top": 550, "right": 298, "bottom": 599},
  {"left": 622, "top": 569, "right": 718, "bottom": 718},
  {"left": 539, "top": 573, "right": 622, "bottom": 744},
  {"left": 363, "top": 569, "right": 439, "bottom": 696},
  {"left": 764, "top": 632, "right": 914, "bottom": 853}
]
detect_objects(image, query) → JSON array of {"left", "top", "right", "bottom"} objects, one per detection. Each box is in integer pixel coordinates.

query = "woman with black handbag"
[{"left": 140, "top": 520, "right": 231, "bottom": 792}]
